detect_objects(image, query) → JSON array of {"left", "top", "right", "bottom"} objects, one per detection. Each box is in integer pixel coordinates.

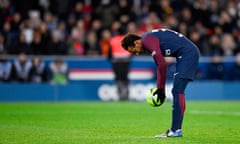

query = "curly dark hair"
[{"left": 121, "top": 34, "right": 141, "bottom": 50}]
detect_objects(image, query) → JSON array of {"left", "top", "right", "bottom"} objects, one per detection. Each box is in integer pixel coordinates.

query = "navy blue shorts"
[{"left": 175, "top": 44, "right": 200, "bottom": 80}]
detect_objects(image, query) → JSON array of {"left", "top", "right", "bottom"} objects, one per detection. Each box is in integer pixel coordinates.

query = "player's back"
[{"left": 143, "top": 29, "right": 197, "bottom": 57}]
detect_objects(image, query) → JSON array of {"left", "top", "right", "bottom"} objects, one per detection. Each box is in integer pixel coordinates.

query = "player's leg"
[
  {"left": 118, "top": 61, "right": 130, "bottom": 100},
  {"left": 155, "top": 76, "right": 189, "bottom": 138},
  {"left": 112, "top": 61, "right": 122, "bottom": 100},
  {"left": 112, "top": 60, "right": 130, "bottom": 101},
  {"left": 170, "top": 46, "right": 198, "bottom": 132},
  {"left": 171, "top": 76, "right": 190, "bottom": 131}
]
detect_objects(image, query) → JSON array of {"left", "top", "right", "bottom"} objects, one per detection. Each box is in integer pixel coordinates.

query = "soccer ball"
[{"left": 146, "top": 88, "right": 162, "bottom": 107}]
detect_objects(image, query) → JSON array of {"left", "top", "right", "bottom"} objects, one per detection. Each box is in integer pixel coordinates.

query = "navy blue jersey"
[{"left": 142, "top": 28, "right": 200, "bottom": 88}]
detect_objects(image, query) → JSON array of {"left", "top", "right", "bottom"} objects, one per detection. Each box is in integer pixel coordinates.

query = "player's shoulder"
[
  {"left": 144, "top": 29, "right": 171, "bottom": 37},
  {"left": 150, "top": 28, "right": 171, "bottom": 33}
]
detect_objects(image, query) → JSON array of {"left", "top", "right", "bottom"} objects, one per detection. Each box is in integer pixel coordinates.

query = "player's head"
[{"left": 121, "top": 33, "right": 144, "bottom": 55}]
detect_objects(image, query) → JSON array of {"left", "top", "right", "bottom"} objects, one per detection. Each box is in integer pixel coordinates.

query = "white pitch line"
[
  {"left": 80, "top": 135, "right": 154, "bottom": 139},
  {"left": 189, "top": 110, "right": 240, "bottom": 116}
]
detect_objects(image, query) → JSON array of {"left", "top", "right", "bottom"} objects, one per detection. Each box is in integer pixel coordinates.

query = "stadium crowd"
[{"left": 0, "top": 0, "right": 240, "bottom": 82}]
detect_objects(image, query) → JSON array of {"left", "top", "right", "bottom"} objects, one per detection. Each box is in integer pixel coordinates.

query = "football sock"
[{"left": 171, "top": 93, "right": 185, "bottom": 131}]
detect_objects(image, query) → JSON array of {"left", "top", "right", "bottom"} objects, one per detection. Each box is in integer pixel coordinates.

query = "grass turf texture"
[{"left": 1, "top": 101, "right": 240, "bottom": 144}]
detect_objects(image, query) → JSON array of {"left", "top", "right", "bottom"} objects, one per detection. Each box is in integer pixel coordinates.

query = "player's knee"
[
  {"left": 172, "top": 78, "right": 189, "bottom": 95},
  {"left": 171, "top": 87, "right": 183, "bottom": 96}
]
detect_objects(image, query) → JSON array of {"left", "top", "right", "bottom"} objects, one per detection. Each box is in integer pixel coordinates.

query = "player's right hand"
[{"left": 153, "top": 88, "right": 166, "bottom": 104}]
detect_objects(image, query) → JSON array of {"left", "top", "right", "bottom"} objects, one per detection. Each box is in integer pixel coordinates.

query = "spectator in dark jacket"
[
  {"left": 12, "top": 53, "right": 32, "bottom": 82},
  {"left": 29, "top": 56, "right": 49, "bottom": 83},
  {"left": 206, "top": 53, "right": 225, "bottom": 80},
  {"left": 9, "top": 33, "right": 31, "bottom": 54}
]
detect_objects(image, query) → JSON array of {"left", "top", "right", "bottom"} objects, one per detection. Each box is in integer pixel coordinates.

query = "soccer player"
[{"left": 121, "top": 28, "right": 200, "bottom": 138}]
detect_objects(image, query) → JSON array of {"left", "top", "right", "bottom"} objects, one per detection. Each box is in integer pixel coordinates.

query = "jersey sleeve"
[{"left": 142, "top": 35, "right": 166, "bottom": 89}]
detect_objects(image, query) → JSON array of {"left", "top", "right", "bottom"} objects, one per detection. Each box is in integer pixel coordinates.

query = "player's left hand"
[{"left": 153, "top": 88, "right": 166, "bottom": 104}]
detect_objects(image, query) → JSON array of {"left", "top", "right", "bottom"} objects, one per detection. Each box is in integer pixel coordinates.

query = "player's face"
[{"left": 127, "top": 40, "right": 144, "bottom": 55}]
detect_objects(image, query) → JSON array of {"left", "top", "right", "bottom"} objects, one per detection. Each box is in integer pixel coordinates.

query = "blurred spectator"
[
  {"left": 57, "top": 21, "right": 68, "bottom": 40},
  {"left": 48, "top": 28, "right": 68, "bottom": 55},
  {"left": 29, "top": 56, "right": 49, "bottom": 83},
  {"left": 119, "top": 14, "right": 130, "bottom": 32},
  {"left": 229, "top": 53, "right": 240, "bottom": 80},
  {"left": 12, "top": 53, "right": 32, "bottom": 82},
  {"left": 89, "top": 19, "right": 103, "bottom": 40},
  {"left": 191, "top": 0, "right": 211, "bottom": 28},
  {"left": 43, "top": 11, "right": 57, "bottom": 31},
  {"left": 67, "top": 19, "right": 86, "bottom": 55},
  {"left": 30, "top": 30, "right": 45, "bottom": 55},
  {"left": 0, "top": 32, "right": 5, "bottom": 53},
  {"left": 117, "top": 0, "right": 132, "bottom": 17},
  {"left": 51, "top": 0, "right": 70, "bottom": 21},
  {"left": 139, "top": 3, "right": 150, "bottom": 21},
  {"left": 0, "top": 0, "right": 10, "bottom": 28},
  {"left": 225, "top": 0, "right": 238, "bottom": 19},
  {"left": 206, "top": 53, "right": 226, "bottom": 80},
  {"left": 99, "top": 29, "right": 111, "bottom": 58},
  {"left": 38, "top": 0, "right": 50, "bottom": 13},
  {"left": 220, "top": 33, "right": 237, "bottom": 56},
  {"left": 0, "top": 52, "right": 13, "bottom": 82},
  {"left": 9, "top": 33, "right": 31, "bottom": 54},
  {"left": 95, "top": 0, "right": 119, "bottom": 29},
  {"left": 66, "top": 13, "right": 77, "bottom": 35},
  {"left": 28, "top": 10, "right": 42, "bottom": 29},
  {"left": 1, "top": 22, "right": 17, "bottom": 52},
  {"left": 110, "top": 21, "right": 122, "bottom": 36},
  {"left": 178, "top": 7, "right": 193, "bottom": 27},
  {"left": 139, "top": 12, "right": 162, "bottom": 34},
  {"left": 208, "top": 0, "right": 221, "bottom": 29},
  {"left": 82, "top": 13, "right": 93, "bottom": 31},
  {"left": 176, "top": 22, "right": 188, "bottom": 36},
  {"left": 72, "top": 1, "right": 84, "bottom": 20},
  {"left": 84, "top": 30, "right": 101, "bottom": 56},
  {"left": 149, "top": 0, "right": 174, "bottom": 21},
  {"left": 193, "top": 21, "right": 208, "bottom": 38},
  {"left": 213, "top": 25, "right": 223, "bottom": 38},
  {"left": 10, "top": 12, "right": 22, "bottom": 34},
  {"left": 208, "top": 34, "right": 223, "bottom": 56},
  {"left": 126, "top": 22, "right": 139, "bottom": 34},
  {"left": 117, "top": 0, "right": 137, "bottom": 31},
  {"left": 38, "top": 22, "right": 51, "bottom": 54},
  {"left": 189, "top": 30, "right": 206, "bottom": 54},
  {"left": 49, "top": 56, "right": 68, "bottom": 84},
  {"left": 20, "top": 20, "right": 34, "bottom": 45},
  {"left": 164, "top": 14, "right": 178, "bottom": 29},
  {"left": 218, "top": 10, "right": 235, "bottom": 33}
]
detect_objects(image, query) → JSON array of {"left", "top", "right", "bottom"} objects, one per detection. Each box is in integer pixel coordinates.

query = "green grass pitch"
[{"left": 1, "top": 101, "right": 240, "bottom": 144}]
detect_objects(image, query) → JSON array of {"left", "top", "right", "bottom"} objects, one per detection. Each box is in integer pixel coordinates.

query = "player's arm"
[
  {"left": 143, "top": 35, "right": 166, "bottom": 101},
  {"left": 142, "top": 35, "right": 167, "bottom": 89}
]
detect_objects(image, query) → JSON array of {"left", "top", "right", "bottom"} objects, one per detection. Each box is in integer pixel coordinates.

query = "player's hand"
[{"left": 152, "top": 88, "right": 166, "bottom": 104}]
